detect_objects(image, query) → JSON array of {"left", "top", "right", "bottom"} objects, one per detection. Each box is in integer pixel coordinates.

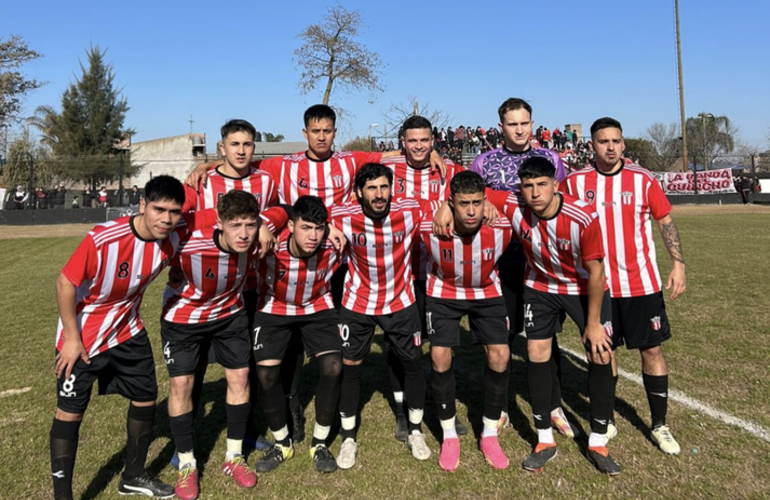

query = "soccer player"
[
  {"left": 50, "top": 176, "right": 217, "bottom": 500},
  {"left": 185, "top": 105, "right": 446, "bottom": 443},
  {"left": 382, "top": 115, "right": 469, "bottom": 442},
  {"left": 561, "top": 117, "right": 686, "bottom": 454},
  {"left": 332, "top": 163, "right": 437, "bottom": 469},
  {"left": 251, "top": 196, "right": 343, "bottom": 474},
  {"left": 420, "top": 171, "right": 513, "bottom": 471},
  {"left": 470, "top": 98, "right": 573, "bottom": 437},
  {"left": 161, "top": 190, "right": 283, "bottom": 499}
]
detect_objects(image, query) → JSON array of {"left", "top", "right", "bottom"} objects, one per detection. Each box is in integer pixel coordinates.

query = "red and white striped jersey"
[
  {"left": 330, "top": 198, "right": 437, "bottom": 315},
  {"left": 384, "top": 156, "right": 464, "bottom": 280},
  {"left": 161, "top": 226, "right": 257, "bottom": 324},
  {"left": 56, "top": 211, "right": 217, "bottom": 358},
  {"left": 258, "top": 151, "right": 382, "bottom": 206},
  {"left": 257, "top": 229, "right": 341, "bottom": 316},
  {"left": 183, "top": 165, "right": 277, "bottom": 212},
  {"left": 487, "top": 190, "right": 605, "bottom": 296},
  {"left": 419, "top": 214, "right": 512, "bottom": 300},
  {"left": 561, "top": 163, "right": 672, "bottom": 298}
]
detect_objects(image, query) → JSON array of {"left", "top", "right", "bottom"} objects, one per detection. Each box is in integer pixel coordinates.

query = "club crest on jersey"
[
  {"left": 332, "top": 175, "right": 343, "bottom": 188},
  {"left": 650, "top": 316, "right": 662, "bottom": 331},
  {"left": 430, "top": 179, "right": 440, "bottom": 193},
  {"left": 253, "top": 193, "right": 262, "bottom": 204},
  {"left": 557, "top": 238, "right": 571, "bottom": 251},
  {"left": 393, "top": 230, "right": 405, "bottom": 243},
  {"left": 482, "top": 248, "right": 495, "bottom": 261},
  {"left": 316, "top": 268, "right": 328, "bottom": 279},
  {"left": 621, "top": 191, "right": 634, "bottom": 205}
]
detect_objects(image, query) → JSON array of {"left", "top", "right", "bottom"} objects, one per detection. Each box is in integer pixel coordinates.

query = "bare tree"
[
  {"left": 643, "top": 121, "right": 681, "bottom": 171},
  {"left": 294, "top": 4, "right": 384, "bottom": 105},
  {"left": 383, "top": 95, "right": 452, "bottom": 138}
]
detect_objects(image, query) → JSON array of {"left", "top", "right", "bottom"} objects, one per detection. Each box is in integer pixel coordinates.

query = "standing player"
[
  {"left": 50, "top": 176, "right": 216, "bottom": 500},
  {"left": 382, "top": 115, "right": 468, "bottom": 442},
  {"left": 420, "top": 171, "right": 513, "bottom": 471},
  {"left": 331, "top": 163, "right": 437, "bottom": 469},
  {"left": 470, "top": 98, "right": 573, "bottom": 436},
  {"left": 161, "top": 191, "right": 281, "bottom": 499},
  {"left": 251, "top": 196, "right": 343, "bottom": 474},
  {"left": 562, "top": 117, "right": 685, "bottom": 454}
]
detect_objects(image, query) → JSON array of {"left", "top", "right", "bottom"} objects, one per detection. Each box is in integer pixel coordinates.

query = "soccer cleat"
[
  {"left": 497, "top": 411, "right": 511, "bottom": 433},
  {"left": 522, "top": 442, "right": 557, "bottom": 472},
  {"left": 480, "top": 436, "right": 509, "bottom": 470},
  {"left": 651, "top": 425, "right": 681, "bottom": 455},
  {"left": 394, "top": 414, "right": 408, "bottom": 442},
  {"left": 222, "top": 455, "right": 257, "bottom": 488},
  {"left": 587, "top": 446, "right": 622, "bottom": 476},
  {"left": 290, "top": 409, "right": 306, "bottom": 443},
  {"left": 118, "top": 473, "right": 175, "bottom": 498},
  {"left": 254, "top": 442, "right": 295, "bottom": 473},
  {"left": 243, "top": 434, "right": 274, "bottom": 451},
  {"left": 439, "top": 437, "right": 460, "bottom": 471},
  {"left": 310, "top": 444, "right": 338, "bottom": 473},
  {"left": 455, "top": 420, "right": 469, "bottom": 436},
  {"left": 407, "top": 432, "right": 432, "bottom": 461},
  {"left": 336, "top": 438, "right": 358, "bottom": 470},
  {"left": 606, "top": 419, "right": 618, "bottom": 440},
  {"left": 173, "top": 465, "right": 199, "bottom": 500},
  {"left": 551, "top": 407, "right": 576, "bottom": 438}
]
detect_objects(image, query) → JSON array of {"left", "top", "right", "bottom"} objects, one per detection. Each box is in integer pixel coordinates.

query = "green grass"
[{"left": 1, "top": 209, "right": 769, "bottom": 499}]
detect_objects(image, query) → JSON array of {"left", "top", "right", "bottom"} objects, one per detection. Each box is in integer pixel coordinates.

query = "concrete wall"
[{"left": 131, "top": 134, "right": 209, "bottom": 186}]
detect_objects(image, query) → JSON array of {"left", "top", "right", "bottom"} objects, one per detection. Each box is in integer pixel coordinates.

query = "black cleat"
[
  {"left": 455, "top": 420, "right": 468, "bottom": 436},
  {"left": 587, "top": 447, "right": 622, "bottom": 476},
  {"left": 311, "top": 444, "right": 338, "bottom": 473},
  {"left": 394, "top": 414, "right": 408, "bottom": 442},
  {"left": 118, "top": 474, "right": 174, "bottom": 498},
  {"left": 522, "top": 443, "right": 557, "bottom": 472},
  {"left": 254, "top": 442, "right": 295, "bottom": 473}
]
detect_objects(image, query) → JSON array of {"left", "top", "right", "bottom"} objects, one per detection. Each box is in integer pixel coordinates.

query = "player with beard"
[
  {"left": 420, "top": 171, "right": 513, "bottom": 471},
  {"left": 251, "top": 196, "right": 343, "bottom": 474},
  {"left": 50, "top": 176, "right": 218, "bottom": 500},
  {"left": 331, "top": 163, "right": 439, "bottom": 469},
  {"left": 470, "top": 98, "right": 574, "bottom": 438},
  {"left": 562, "top": 117, "right": 685, "bottom": 454}
]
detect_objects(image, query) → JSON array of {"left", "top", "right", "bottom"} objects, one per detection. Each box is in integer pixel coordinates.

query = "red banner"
[{"left": 657, "top": 168, "right": 737, "bottom": 195}]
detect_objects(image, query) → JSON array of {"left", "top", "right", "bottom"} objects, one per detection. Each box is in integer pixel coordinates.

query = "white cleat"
[
  {"left": 407, "top": 432, "right": 432, "bottom": 461},
  {"left": 336, "top": 438, "right": 359, "bottom": 469},
  {"left": 651, "top": 425, "right": 681, "bottom": 455}
]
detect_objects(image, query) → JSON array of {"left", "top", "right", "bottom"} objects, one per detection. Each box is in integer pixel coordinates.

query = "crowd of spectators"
[{"left": 3, "top": 184, "right": 142, "bottom": 210}]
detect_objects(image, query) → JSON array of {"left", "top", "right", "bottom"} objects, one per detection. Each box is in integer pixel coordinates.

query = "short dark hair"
[
  {"left": 291, "top": 196, "right": 327, "bottom": 225},
  {"left": 590, "top": 117, "right": 623, "bottom": 138},
  {"left": 221, "top": 119, "right": 256, "bottom": 140},
  {"left": 518, "top": 156, "right": 556, "bottom": 180},
  {"left": 144, "top": 175, "right": 185, "bottom": 205},
  {"left": 217, "top": 190, "right": 260, "bottom": 223},
  {"left": 498, "top": 98, "right": 533, "bottom": 122},
  {"left": 304, "top": 104, "right": 336, "bottom": 127},
  {"left": 450, "top": 170, "right": 486, "bottom": 196},
  {"left": 399, "top": 115, "right": 433, "bottom": 138},
  {"left": 355, "top": 163, "right": 393, "bottom": 191}
]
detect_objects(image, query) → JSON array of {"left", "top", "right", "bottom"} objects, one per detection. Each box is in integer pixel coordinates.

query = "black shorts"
[
  {"left": 611, "top": 292, "right": 672, "bottom": 350},
  {"left": 338, "top": 304, "right": 423, "bottom": 362},
  {"left": 523, "top": 287, "right": 612, "bottom": 346},
  {"left": 252, "top": 309, "right": 342, "bottom": 362},
  {"left": 56, "top": 331, "right": 158, "bottom": 414},
  {"left": 426, "top": 296, "right": 509, "bottom": 347},
  {"left": 161, "top": 310, "right": 251, "bottom": 377},
  {"left": 498, "top": 260, "right": 525, "bottom": 337}
]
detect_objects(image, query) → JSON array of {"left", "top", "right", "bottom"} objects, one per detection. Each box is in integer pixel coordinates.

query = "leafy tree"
[
  {"left": 686, "top": 113, "right": 736, "bottom": 170},
  {"left": 2, "top": 127, "right": 56, "bottom": 191},
  {"left": 263, "top": 132, "right": 285, "bottom": 142},
  {"left": 342, "top": 135, "right": 373, "bottom": 152},
  {"left": 294, "top": 4, "right": 384, "bottom": 105},
  {"left": 53, "top": 46, "right": 136, "bottom": 187},
  {"left": 623, "top": 138, "right": 660, "bottom": 170},
  {"left": 0, "top": 35, "right": 44, "bottom": 124},
  {"left": 26, "top": 104, "right": 60, "bottom": 149}
]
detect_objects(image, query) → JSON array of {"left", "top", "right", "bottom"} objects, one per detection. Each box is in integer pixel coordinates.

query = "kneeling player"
[
  {"left": 252, "top": 196, "right": 343, "bottom": 474},
  {"left": 161, "top": 191, "right": 284, "bottom": 499},
  {"left": 50, "top": 176, "right": 216, "bottom": 500},
  {"left": 420, "top": 171, "right": 513, "bottom": 471}
]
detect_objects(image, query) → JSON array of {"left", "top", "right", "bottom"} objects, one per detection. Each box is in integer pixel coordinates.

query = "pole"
[
  {"left": 118, "top": 151, "right": 125, "bottom": 207},
  {"left": 27, "top": 152, "right": 35, "bottom": 209},
  {"left": 751, "top": 154, "right": 757, "bottom": 204},
  {"left": 675, "top": 0, "right": 688, "bottom": 173}
]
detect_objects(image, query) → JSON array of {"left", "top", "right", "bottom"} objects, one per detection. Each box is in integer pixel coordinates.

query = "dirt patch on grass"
[{"left": 0, "top": 224, "right": 93, "bottom": 239}]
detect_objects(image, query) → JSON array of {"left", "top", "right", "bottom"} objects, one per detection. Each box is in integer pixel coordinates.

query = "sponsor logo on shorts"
[
  {"left": 52, "top": 470, "right": 65, "bottom": 479},
  {"left": 650, "top": 316, "right": 662, "bottom": 331},
  {"left": 603, "top": 321, "right": 614, "bottom": 337},
  {"left": 59, "top": 374, "right": 77, "bottom": 398}
]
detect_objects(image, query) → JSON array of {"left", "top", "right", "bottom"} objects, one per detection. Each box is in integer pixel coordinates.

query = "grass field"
[{"left": 1, "top": 205, "right": 769, "bottom": 499}]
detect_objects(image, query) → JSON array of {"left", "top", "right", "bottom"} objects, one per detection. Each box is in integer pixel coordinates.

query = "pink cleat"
[
  {"left": 480, "top": 436, "right": 509, "bottom": 470},
  {"left": 439, "top": 438, "right": 460, "bottom": 471}
]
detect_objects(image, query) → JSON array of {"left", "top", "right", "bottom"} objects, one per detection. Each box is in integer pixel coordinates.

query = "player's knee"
[
  {"left": 486, "top": 344, "right": 510, "bottom": 372},
  {"left": 317, "top": 352, "right": 342, "bottom": 378},
  {"left": 430, "top": 347, "right": 452, "bottom": 372},
  {"left": 225, "top": 367, "right": 250, "bottom": 391},
  {"left": 587, "top": 351, "right": 611, "bottom": 366},
  {"left": 55, "top": 408, "right": 84, "bottom": 422},
  {"left": 169, "top": 374, "right": 195, "bottom": 395},
  {"left": 527, "top": 338, "right": 552, "bottom": 363},
  {"left": 343, "top": 358, "right": 363, "bottom": 367},
  {"left": 256, "top": 365, "right": 281, "bottom": 390},
  {"left": 640, "top": 344, "right": 664, "bottom": 362}
]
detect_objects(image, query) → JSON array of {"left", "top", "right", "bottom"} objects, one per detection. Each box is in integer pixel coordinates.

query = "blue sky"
[{"left": 3, "top": 0, "right": 769, "bottom": 152}]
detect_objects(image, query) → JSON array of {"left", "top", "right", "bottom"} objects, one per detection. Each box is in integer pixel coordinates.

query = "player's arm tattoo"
[{"left": 659, "top": 218, "right": 684, "bottom": 264}]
